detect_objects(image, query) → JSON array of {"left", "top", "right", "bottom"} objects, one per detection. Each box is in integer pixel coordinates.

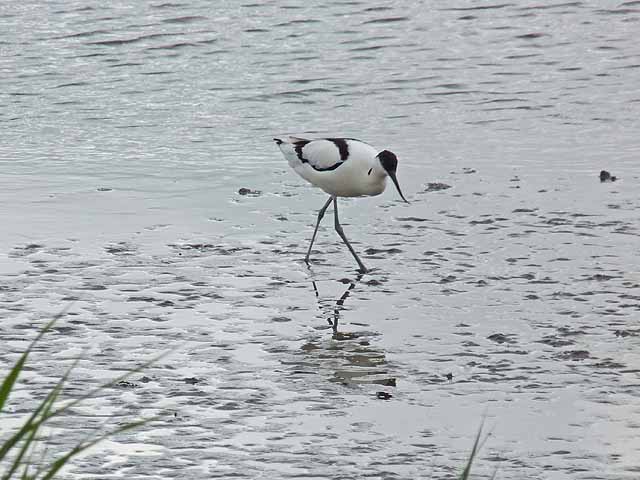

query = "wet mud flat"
[
  {"left": 1, "top": 169, "right": 639, "bottom": 480},
  {"left": 2, "top": 0, "right": 640, "bottom": 477}
]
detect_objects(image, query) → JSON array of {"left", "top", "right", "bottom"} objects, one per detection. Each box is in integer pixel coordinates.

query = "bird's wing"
[{"left": 293, "top": 138, "right": 359, "bottom": 171}]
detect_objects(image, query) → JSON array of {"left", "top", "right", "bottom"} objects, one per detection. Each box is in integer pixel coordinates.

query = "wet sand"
[
  {"left": 2, "top": 0, "right": 640, "bottom": 478},
  {"left": 2, "top": 163, "right": 639, "bottom": 479}
]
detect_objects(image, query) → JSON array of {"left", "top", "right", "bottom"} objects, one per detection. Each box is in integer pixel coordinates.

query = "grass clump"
[
  {"left": 459, "top": 421, "right": 492, "bottom": 480},
  {"left": 0, "top": 314, "right": 163, "bottom": 479}
]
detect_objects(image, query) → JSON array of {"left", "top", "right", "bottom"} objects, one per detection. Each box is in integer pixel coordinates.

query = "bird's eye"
[{"left": 367, "top": 168, "right": 372, "bottom": 176}]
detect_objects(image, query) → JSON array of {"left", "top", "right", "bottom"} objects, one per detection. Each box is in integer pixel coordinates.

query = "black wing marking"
[
  {"left": 326, "top": 138, "right": 349, "bottom": 161},
  {"left": 310, "top": 162, "right": 343, "bottom": 172},
  {"left": 293, "top": 139, "right": 311, "bottom": 164},
  {"left": 293, "top": 138, "right": 358, "bottom": 172}
]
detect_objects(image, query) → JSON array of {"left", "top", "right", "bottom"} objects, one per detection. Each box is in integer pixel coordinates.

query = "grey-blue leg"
[
  {"left": 305, "top": 196, "right": 334, "bottom": 266},
  {"left": 333, "top": 197, "right": 368, "bottom": 274}
]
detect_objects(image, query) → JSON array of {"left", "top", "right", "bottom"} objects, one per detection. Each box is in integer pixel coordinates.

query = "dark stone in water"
[
  {"left": 487, "top": 333, "right": 516, "bottom": 344},
  {"left": 439, "top": 275, "right": 457, "bottom": 284},
  {"left": 116, "top": 380, "right": 139, "bottom": 389},
  {"left": 421, "top": 182, "right": 452, "bottom": 193},
  {"left": 517, "top": 32, "right": 546, "bottom": 39},
  {"left": 238, "top": 187, "right": 262, "bottom": 196},
  {"left": 364, "top": 247, "right": 403, "bottom": 255},
  {"left": 105, "top": 244, "right": 133, "bottom": 254},
  {"left": 556, "top": 350, "right": 590, "bottom": 361},
  {"left": 127, "top": 296, "right": 157, "bottom": 303},
  {"left": 538, "top": 335, "right": 574, "bottom": 347},
  {"left": 374, "top": 378, "right": 397, "bottom": 387},
  {"left": 461, "top": 168, "right": 476, "bottom": 174},
  {"left": 615, "top": 329, "right": 639, "bottom": 337},
  {"left": 469, "top": 218, "right": 494, "bottom": 225},
  {"left": 599, "top": 170, "right": 617, "bottom": 182},
  {"left": 183, "top": 377, "right": 201, "bottom": 385},
  {"left": 376, "top": 391, "right": 393, "bottom": 400},
  {"left": 174, "top": 243, "right": 214, "bottom": 250},
  {"left": 10, "top": 244, "right": 43, "bottom": 257}
]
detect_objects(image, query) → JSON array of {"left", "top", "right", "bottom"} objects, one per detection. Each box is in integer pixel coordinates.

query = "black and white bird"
[{"left": 274, "top": 136, "right": 408, "bottom": 273}]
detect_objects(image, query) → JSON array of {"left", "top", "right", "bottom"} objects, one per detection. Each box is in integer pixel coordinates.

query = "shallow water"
[{"left": 2, "top": 1, "right": 640, "bottom": 478}]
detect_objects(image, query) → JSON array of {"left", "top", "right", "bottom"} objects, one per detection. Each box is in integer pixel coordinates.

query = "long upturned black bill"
[{"left": 389, "top": 171, "right": 409, "bottom": 203}]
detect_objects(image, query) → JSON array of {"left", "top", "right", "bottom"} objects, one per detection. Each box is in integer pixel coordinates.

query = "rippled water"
[{"left": 2, "top": 1, "right": 640, "bottom": 479}]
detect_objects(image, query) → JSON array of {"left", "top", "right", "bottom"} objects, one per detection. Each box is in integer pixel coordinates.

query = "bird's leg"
[
  {"left": 305, "top": 196, "right": 334, "bottom": 266},
  {"left": 333, "top": 197, "right": 368, "bottom": 274}
]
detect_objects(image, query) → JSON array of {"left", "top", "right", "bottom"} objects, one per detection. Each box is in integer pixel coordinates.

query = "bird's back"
[
  {"left": 274, "top": 137, "right": 383, "bottom": 197},
  {"left": 274, "top": 136, "right": 376, "bottom": 170}
]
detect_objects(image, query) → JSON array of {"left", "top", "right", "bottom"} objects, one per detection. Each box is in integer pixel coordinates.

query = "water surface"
[{"left": 1, "top": 1, "right": 640, "bottom": 478}]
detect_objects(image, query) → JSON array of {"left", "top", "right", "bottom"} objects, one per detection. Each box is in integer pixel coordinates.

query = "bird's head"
[{"left": 376, "top": 150, "right": 409, "bottom": 203}]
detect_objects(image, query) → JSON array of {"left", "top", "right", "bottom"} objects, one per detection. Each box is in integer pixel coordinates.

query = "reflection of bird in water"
[
  {"left": 312, "top": 273, "right": 364, "bottom": 338},
  {"left": 274, "top": 136, "right": 409, "bottom": 273},
  {"left": 306, "top": 275, "right": 397, "bottom": 389}
]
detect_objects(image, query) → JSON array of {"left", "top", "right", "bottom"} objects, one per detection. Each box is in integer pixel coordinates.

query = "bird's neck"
[
  {"left": 366, "top": 169, "right": 387, "bottom": 195},
  {"left": 369, "top": 166, "right": 387, "bottom": 182}
]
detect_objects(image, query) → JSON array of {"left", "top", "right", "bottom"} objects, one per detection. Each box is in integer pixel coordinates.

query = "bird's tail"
[
  {"left": 273, "top": 136, "right": 309, "bottom": 146},
  {"left": 273, "top": 136, "right": 304, "bottom": 168}
]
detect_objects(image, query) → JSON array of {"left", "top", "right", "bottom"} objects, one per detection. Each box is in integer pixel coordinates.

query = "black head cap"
[
  {"left": 377, "top": 150, "right": 398, "bottom": 173},
  {"left": 377, "top": 150, "right": 409, "bottom": 203}
]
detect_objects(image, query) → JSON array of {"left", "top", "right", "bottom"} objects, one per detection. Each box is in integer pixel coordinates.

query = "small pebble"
[
  {"left": 115, "top": 380, "right": 139, "bottom": 389},
  {"left": 238, "top": 187, "right": 262, "bottom": 196},
  {"left": 421, "top": 182, "right": 452, "bottom": 193},
  {"left": 599, "top": 170, "right": 617, "bottom": 182}
]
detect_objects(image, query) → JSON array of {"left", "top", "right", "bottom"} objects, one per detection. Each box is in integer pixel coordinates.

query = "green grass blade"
[
  {"left": 1, "top": 361, "right": 74, "bottom": 480},
  {"left": 1, "top": 310, "right": 168, "bottom": 479},
  {"left": 0, "top": 353, "right": 28, "bottom": 415},
  {"left": 30, "top": 438, "right": 50, "bottom": 480},
  {"left": 0, "top": 398, "right": 48, "bottom": 463},
  {"left": 4, "top": 418, "right": 40, "bottom": 480},
  {"left": 0, "top": 310, "right": 68, "bottom": 414},
  {"left": 40, "top": 417, "right": 158, "bottom": 480},
  {"left": 459, "top": 422, "right": 485, "bottom": 480},
  {"left": 20, "top": 428, "right": 50, "bottom": 480},
  {"left": 0, "top": 315, "right": 62, "bottom": 414},
  {"left": 1, "top": 350, "right": 168, "bottom": 467},
  {"left": 40, "top": 350, "right": 171, "bottom": 425}
]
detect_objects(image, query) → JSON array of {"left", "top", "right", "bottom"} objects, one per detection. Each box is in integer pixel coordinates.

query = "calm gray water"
[{"left": 2, "top": 1, "right": 640, "bottom": 478}]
